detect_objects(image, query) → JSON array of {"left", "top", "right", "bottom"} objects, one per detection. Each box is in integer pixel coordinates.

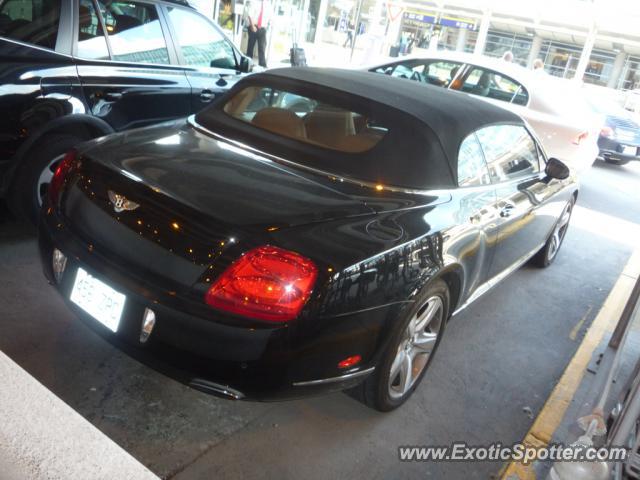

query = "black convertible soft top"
[{"left": 195, "top": 68, "right": 524, "bottom": 190}]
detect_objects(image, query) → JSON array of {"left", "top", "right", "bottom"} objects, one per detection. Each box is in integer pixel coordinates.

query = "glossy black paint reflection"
[
  {"left": 39, "top": 116, "right": 578, "bottom": 399},
  {"left": 0, "top": 0, "right": 249, "bottom": 196}
]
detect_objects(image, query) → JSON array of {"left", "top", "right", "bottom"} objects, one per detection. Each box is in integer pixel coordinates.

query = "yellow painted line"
[
  {"left": 501, "top": 248, "right": 640, "bottom": 480},
  {"left": 569, "top": 306, "right": 592, "bottom": 341}
]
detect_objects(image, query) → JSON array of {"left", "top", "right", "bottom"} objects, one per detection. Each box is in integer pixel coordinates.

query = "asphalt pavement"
[{"left": 1, "top": 159, "right": 639, "bottom": 479}]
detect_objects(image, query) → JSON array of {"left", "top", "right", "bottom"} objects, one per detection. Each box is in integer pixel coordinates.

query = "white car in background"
[{"left": 367, "top": 52, "right": 601, "bottom": 172}]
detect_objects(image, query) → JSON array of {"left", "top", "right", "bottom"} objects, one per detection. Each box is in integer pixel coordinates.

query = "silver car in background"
[{"left": 368, "top": 52, "right": 601, "bottom": 172}]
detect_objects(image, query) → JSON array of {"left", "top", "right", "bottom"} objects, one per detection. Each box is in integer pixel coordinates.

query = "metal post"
[
  {"left": 455, "top": 28, "right": 468, "bottom": 52},
  {"left": 609, "top": 371, "right": 640, "bottom": 448},
  {"left": 349, "top": 0, "right": 364, "bottom": 62},
  {"left": 573, "top": 23, "right": 597, "bottom": 82},
  {"left": 608, "top": 51, "right": 628, "bottom": 90},
  {"left": 314, "top": 0, "right": 329, "bottom": 45},
  {"left": 265, "top": 0, "right": 279, "bottom": 66},
  {"left": 473, "top": 9, "right": 491, "bottom": 57},
  {"left": 526, "top": 35, "right": 542, "bottom": 68},
  {"left": 609, "top": 273, "right": 640, "bottom": 349}
]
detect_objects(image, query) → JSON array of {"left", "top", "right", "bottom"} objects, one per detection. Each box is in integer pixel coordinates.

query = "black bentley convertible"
[{"left": 39, "top": 68, "right": 577, "bottom": 411}]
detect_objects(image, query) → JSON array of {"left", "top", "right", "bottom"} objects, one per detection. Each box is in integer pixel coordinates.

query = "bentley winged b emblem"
[{"left": 108, "top": 190, "right": 139, "bottom": 213}]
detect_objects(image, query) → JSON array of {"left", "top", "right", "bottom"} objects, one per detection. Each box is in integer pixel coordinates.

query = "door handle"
[
  {"left": 104, "top": 92, "right": 123, "bottom": 101},
  {"left": 199, "top": 89, "right": 216, "bottom": 102},
  {"left": 499, "top": 203, "right": 515, "bottom": 218}
]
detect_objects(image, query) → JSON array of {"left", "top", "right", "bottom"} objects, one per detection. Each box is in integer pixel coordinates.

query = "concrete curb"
[{"left": 0, "top": 351, "right": 158, "bottom": 480}]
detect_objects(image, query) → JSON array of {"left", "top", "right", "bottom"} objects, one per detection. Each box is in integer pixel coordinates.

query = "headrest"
[
  {"left": 303, "top": 110, "right": 356, "bottom": 148},
  {"left": 252, "top": 107, "right": 307, "bottom": 139}
]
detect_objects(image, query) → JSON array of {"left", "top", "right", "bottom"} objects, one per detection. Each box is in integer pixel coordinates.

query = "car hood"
[{"left": 78, "top": 119, "right": 375, "bottom": 228}]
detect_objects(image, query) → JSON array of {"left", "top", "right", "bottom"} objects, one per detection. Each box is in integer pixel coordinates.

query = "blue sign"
[
  {"left": 440, "top": 16, "right": 477, "bottom": 30},
  {"left": 403, "top": 11, "right": 477, "bottom": 31},
  {"left": 402, "top": 11, "right": 436, "bottom": 25}
]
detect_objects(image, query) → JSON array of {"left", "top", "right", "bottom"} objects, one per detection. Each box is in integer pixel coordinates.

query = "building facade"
[{"left": 204, "top": 0, "right": 640, "bottom": 91}]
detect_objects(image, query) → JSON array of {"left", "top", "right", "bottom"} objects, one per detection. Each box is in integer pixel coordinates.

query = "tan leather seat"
[
  {"left": 224, "top": 86, "right": 259, "bottom": 116},
  {"left": 303, "top": 110, "right": 355, "bottom": 148},
  {"left": 335, "top": 132, "right": 383, "bottom": 153},
  {"left": 252, "top": 107, "right": 307, "bottom": 139}
]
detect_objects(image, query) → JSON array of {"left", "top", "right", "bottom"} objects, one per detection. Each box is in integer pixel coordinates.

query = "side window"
[
  {"left": 371, "top": 64, "right": 394, "bottom": 75},
  {"left": 0, "top": 0, "right": 60, "bottom": 50},
  {"left": 424, "top": 61, "right": 463, "bottom": 87},
  {"left": 459, "top": 67, "right": 529, "bottom": 106},
  {"left": 77, "top": 0, "right": 109, "bottom": 59},
  {"left": 97, "top": 0, "right": 169, "bottom": 64},
  {"left": 388, "top": 61, "right": 424, "bottom": 81},
  {"left": 166, "top": 7, "right": 236, "bottom": 69},
  {"left": 476, "top": 125, "right": 541, "bottom": 182},
  {"left": 458, "top": 133, "right": 490, "bottom": 187}
]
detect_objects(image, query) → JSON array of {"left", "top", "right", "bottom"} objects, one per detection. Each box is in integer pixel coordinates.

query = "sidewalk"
[
  {"left": 0, "top": 351, "right": 158, "bottom": 480},
  {"left": 265, "top": 36, "right": 394, "bottom": 69}
]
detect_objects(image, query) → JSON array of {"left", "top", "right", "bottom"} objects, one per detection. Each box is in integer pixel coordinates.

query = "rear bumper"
[
  {"left": 598, "top": 137, "right": 640, "bottom": 163},
  {"left": 38, "top": 210, "right": 393, "bottom": 401}
]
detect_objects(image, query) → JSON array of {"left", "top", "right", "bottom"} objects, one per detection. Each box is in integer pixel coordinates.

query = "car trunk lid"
[{"left": 61, "top": 122, "right": 375, "bottom": 289}]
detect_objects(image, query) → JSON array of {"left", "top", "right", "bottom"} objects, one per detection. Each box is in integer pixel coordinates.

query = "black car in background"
[
  {"left": 0, "top": 0, "right": 252, "bottom": 223},
  {"left": 588, "top": 96, "right": 640, "bottom": 165},
  {"left": 39, "top": 68, "right": 577, "bottom": 411}
]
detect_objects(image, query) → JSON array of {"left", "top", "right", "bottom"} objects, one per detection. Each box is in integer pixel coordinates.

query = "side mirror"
[
  {"left": 545, "top": 158, "right": 570, "bottom": 180},
  {"left": 210, "top": 57, "right": 236, "bottom": 70},
  {"left": 238, "top": 56, "right": 253, "bottom": 73}
]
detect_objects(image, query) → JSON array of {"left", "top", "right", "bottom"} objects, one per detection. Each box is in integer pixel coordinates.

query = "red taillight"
[
  {"left": 205, "top": 245, "right": 318, "bottom": 322},
  {"left": 48, "top": 150, "right": 78, "bottom": 205},
  {"left": 600, "top": 126, "right": 614, "bottom": 138},
  {"left": 572, "top": 131, "right": 589, "bottom": 145}
]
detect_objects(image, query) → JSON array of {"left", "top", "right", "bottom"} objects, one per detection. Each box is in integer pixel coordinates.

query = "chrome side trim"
[
  {"left": 292, "top": 367, "right": 376, "bottom": 387},
  {"left": 189, "top": 379, "right": 245, "bottom": 400},
  {"left": 452, "top": 242, "right": 545, "bottom": 317},
  {"left": 324, "top": 300, "right": 412, "bottom": 319}
]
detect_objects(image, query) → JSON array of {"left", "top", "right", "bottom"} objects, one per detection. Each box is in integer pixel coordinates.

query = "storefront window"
[
  {"left": 397, "top": 10, "right": 436, "bottom": 53},
  {"left": 582, "top": 49, "right": 616, "bottom": 86},
  {"left": 305, "top": 0, "right": 320, "bottom": 42},
  {"left": 464, "top": 30, "right": 477, "bottom": 53},
  {"left": 398, "top": 11, "right": 476, "bottom": 54},
  {"left": 619, "top": 56, "right": 640, "bottom": 90},
  {"left": 484, "top": 30, "right": 532, "bottom": 66},
  {"left": 439, "top": 28, "right": 460, "bottom": 51},
  {"left": 540, "top": 40, "right": 581, "bottom": 79}
]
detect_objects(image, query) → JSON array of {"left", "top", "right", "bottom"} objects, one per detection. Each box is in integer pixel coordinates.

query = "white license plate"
[
  {"left": 70, "top": 268, "right": 126, "bottom": 332},
  {"left": 623, "top": 145, "right": 637, "bottom": 155}
]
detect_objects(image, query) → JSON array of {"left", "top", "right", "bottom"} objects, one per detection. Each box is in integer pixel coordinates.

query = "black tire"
[
  {"left": 531, "top": 197, "right": 575, "bottom": 268},
  {"left": 353, "top": 279, "right": 449, "bottom": 412},
  {"left": 8, "top": 133, "right": 83, "bottom": 225}
]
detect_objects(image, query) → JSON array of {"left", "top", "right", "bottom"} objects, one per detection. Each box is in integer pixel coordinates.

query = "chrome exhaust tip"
[{"left": 189, "top": 379, "right": 245, "bottom": 400}]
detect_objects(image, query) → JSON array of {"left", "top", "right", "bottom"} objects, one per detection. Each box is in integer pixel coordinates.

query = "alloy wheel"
[
  {"left": 388, "top": 295, "right": 444, "bottom": 399},
  {"left": 36, "top": 154, "right": 65, "bottom": 207},
  {"left": 547, "top": 201, "right": 573, "bottom": 261}
]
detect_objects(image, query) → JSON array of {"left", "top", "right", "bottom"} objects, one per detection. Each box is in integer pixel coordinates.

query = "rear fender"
[{"left": 1, "top": 114, "right": 114, "bottom": 194}]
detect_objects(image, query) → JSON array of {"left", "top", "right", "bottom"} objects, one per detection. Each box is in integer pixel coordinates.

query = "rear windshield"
[
  {"left": 223, "top": 85, "right": 388, "bottom": 153},
  {"left": 0, "top": 0, "right": 60, "bottom": 50},
  {"left": 195, "top": 78, "right": 455, "bottom": 190}
]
